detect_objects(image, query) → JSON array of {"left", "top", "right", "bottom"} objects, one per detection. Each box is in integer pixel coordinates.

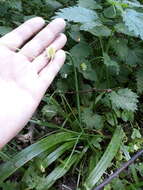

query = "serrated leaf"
[
  {"left": 122, "top": 9, "right": 143, "bottom": 40},
  {"left": 115, "top": 23, "right": 136, "bottom": 37},
  {"left": 136, "top": 68, "right": 143, "bottom": 94},
  {"left": 84, "top": 126, "right": 124, "bottom": 190},
  {"left": 124, "top": 0, "right": 143, "bottom": 8},
  {"left": 103, "top": 53, "right": 120, "bottom": 74},
  {"left": 110, "top": 88, "right": 138, "bottom": 111},
  {"left": 7, "top": 0, "right": 22, "bottom": 11},
  {"left": 82, "top": 108, "right": 104, "bottom": 129},
  {"left": 131, "top": 128, "right": 141, "bottom": 139},
  {"left": 54, "top": 6, "right": 98, "bottom": 23},
  {"left": 78, "top": 0, "right": 102, "bottom": 10}
]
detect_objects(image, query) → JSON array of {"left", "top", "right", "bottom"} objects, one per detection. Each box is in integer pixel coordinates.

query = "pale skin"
[{"left": 0, "top": 17, "right": 67, "bottom": 149}]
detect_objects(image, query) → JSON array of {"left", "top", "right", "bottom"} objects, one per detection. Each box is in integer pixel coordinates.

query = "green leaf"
[
  {"left": 0, "top": 132, "right": 77, "bottom": 182},
  {"left": 124, "top": 0, "right": 143, "bottom": 8},
  {"left": 136, "top": 68, "right": 143, "bottom": 94},
  {"left": 121, "top": 110, "right": 134, "bottom": 122},
  {"left": 81, "top": 108, "right": 104, "bottom": 129},
  {"left": 78, "top": 60, "right": 98, "bottom": 81},
  {"left": 42, "top": 105, "right": 58, "bottom": 120},
  {"left": 104, "top": 6, "right": 116, "bottom": 18},
  {"left": 7, "top": 0, "right": 22, "bottom": 11},
  {"left": 115, "top": 23, "right": 136, "bottom": 37},
  {"left": 54, "top": 6, "right": 98, "bottom": 23},
  {"left": 110, "top": 88, "right": 138, "bottom": 111},
  {"left": 37, "top": 154, "right": 79, "bottom": 189},
  {"left": 84, "top": 126, "right": 124, "bottom": 190},
  {"left": 110, "top": 38, "right": 129, "bottom": 62},
  {"left": 23, "top": 166, "right": 44, "bottom": 190},
  {"left": 131, "top": 128, "right": 142, "bottom": 139},
  {"left": 122, "top": 9, "right": 143, "bottom": 40},
  {"left": 42, "top": 142, "right": 75, "bottom": 169},
  {"left": 88, "top": 25, "right": 111, "bottom": 37},
  {"left": 103, "top": 53, "right": 120, "bottom": 74},
  {"left": 78, "top": 0, "right": 102, "bottom": 10},
  {"left": 80, "top": 21, "right": 101, "bottom": 31},
  {"left": 45, "top": 0, "right": 62, "bottom": 9},
  {"left": 70, "top": 42, "right": 92, "bottom": 59},
  {"left": 0, "top": 181, "right": 18, "bottom": 190}
]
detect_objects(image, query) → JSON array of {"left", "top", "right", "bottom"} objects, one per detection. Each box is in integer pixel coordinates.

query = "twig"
[
  {"left": 93, "top": 149, "right": 143, "bottom": 190},
  {"left": 56, "top": 88, "right": 113, "bottom": 94}
]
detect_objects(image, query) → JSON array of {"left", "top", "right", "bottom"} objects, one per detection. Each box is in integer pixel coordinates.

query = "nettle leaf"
[
  {"left": 110, "top": 38, "right": 129, "bottom": 62},
  {"left": 70, "top": 42, "right": 92, "bottom": 59},
  {"left": 7, "top": 0, "right": 22, "bottom": 11},
  {"left": 110, "top": 88, "right": 138, "bottom": 111},
  {"left": 110, "top": 39, "right": 143, "bottom": 66},
  {"left": 80, "top": 21, "right": 101, "bottom": 31},
  {"left": 131, "top": 128, "right": 142, "bottom": 139},
  {"left": 103, "top": 6, "right": 116, "bottom": 18},
  {"left": 124, "top": 0, "right": 143, "bottom": 8},
  {"left": 78, "top": 0, "right": 102, "bottom": 10},
  {"left": 136, "top": 68, "right": 143, "bottom": 94},
  {"left": 103, "top": 53, "right": 120, "bottom": 75},
  {"left": 122, "top": 9, "right": 143, "bottom": 40},
  {"left": 126, "top": 47, "right": 143, "bottom": 66},
  {"left": 82, "top": 108, "right": 104, "bottom": 129},
  {"left": 115, "top": 23, "right": 136, "bottom": 37},
  {"left": 88, "top": 25, "right": 111, "bottom": 37},
  {"left": 69, "top": 25, "right": 84, "bottom": 42},
  {"left": 54, "top": 6, "right": 98, "bottom": 24}
]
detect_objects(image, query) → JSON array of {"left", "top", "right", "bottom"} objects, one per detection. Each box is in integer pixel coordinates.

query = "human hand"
[{"left": 0, "top": 17, "right": 67, "bottom": 148}]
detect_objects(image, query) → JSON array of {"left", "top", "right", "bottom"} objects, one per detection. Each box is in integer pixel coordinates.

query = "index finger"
[{"left": 0, "top": 17, "right": 45, "bottom": 51}]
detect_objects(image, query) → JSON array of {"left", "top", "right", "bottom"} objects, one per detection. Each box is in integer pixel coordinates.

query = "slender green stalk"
[
  {"left": 66, "top": 52, "right": 82, "bottom": 127},
  {"left": 99, "top": 37, "right": 110, "bottom": 88}
]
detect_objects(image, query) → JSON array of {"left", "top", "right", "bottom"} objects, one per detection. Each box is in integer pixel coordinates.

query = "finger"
[
  {"left": 32, "top": 33, "right": 67, "bottom": 73},
  {"left": 38, "top": 50, "right": 66, "bottom": 94},
  {"left": 0, "top": 17, "right": 45, "bottom": 51},
  {"left": 19, "top": 18, "right": 66, "bottom": 61}
]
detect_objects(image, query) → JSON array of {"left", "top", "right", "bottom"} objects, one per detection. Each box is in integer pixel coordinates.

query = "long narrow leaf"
[
  {"left": 42, "top": 141, "right": 75, "bottom": 169},
  {"left": 84, "top": 126, "right": 124, "bottom": 190},
  {"left": 0, "top": 132, "right": 77, "bottom": 182},
  {"left": 37, "top": 154, "right": 79, "bottom": 190}
]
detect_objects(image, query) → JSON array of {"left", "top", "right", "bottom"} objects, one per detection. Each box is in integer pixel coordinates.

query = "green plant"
[{"left": 0, "top": 0, "right": 143, "bottom": 189}]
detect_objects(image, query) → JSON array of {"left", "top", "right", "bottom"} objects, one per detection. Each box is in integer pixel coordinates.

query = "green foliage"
[
  {"left": 0, "top": 0, "right": 143, "bottom": 189},
  {"left": 55, "top": 6, "right": 98, "bottom": 24},
  {"left": 110, "top": 88, "right": 138, "bottom": 111},
  {"left": 136, "top": 68, "right": 143, "bottom": 94},
  {"left": 81, "top": 108, "right": 104, "bottom": 129},
  {"left": 84, "top": 126, "right": 124, "bottom": 190},
  {"left": 123, "top": 9, "right": 143, "bottom": 40}
]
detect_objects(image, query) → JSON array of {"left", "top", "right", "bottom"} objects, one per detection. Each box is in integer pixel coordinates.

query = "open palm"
[{"left": 0, "top": 17, "right": 67, "bottom": 148}]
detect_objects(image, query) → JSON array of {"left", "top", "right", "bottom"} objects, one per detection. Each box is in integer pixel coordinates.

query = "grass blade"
[
  {"left": 42, "top": 141, "right": 75, "bottom": 169},
  {"left": 0, "top": 132, "right": 77, "bottom": 182},
  {"left": 37, "top": 154, "right": 79, "bottom": 190},
  {"left": 84, "top": 126, "right": 124, "bottom": 190}
]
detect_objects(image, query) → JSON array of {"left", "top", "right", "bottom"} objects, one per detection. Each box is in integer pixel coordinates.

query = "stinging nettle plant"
[{"left": 0, "top": 0, "right": 143, "bottom": 190}]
